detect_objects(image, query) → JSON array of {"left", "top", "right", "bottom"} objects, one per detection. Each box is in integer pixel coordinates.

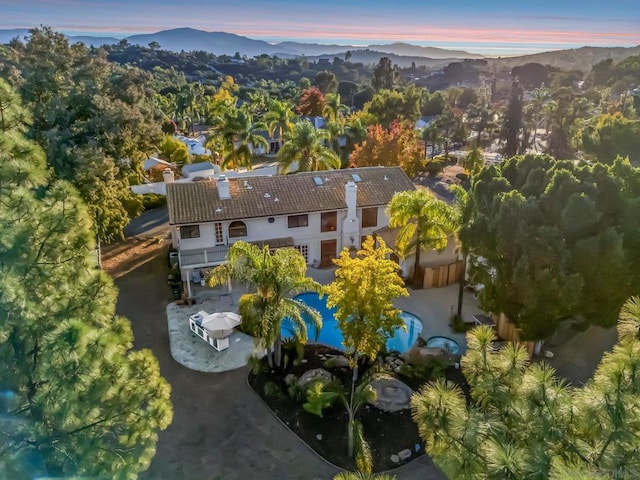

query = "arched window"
[{"left": 228, "top": 221, "right": 247, "bottom": 238}]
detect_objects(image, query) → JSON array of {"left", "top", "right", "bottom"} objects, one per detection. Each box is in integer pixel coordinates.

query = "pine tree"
[{"left": 0, "top": 79, "right": 172, "bottom": 478}]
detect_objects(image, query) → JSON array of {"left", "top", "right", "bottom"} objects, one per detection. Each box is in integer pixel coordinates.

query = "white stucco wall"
[{"left": 175, "top": 204, "right": 394, "bottom": 267}]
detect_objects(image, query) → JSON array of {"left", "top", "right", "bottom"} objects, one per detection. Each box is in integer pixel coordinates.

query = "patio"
[{"left": 171, "top": 265, "right": 478, "bottom": 373}]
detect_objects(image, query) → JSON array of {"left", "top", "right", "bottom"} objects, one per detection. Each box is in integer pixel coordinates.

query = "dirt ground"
[{"left": 102, "top": 237, "right": 169, "bottom": 279}]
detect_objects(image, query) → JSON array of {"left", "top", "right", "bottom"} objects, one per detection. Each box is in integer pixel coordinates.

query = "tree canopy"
[
  {"left": 462, "top": 154, "right": 640, "bottom": 339},
  {"left": 324, "top": 237, "right": 408, "bottom": 365},
  {"left": 0, "top": 27, "right": 164, "bottom": 242},
  {"left": 413, "top": 296, "right": 640, "bottom": 479},
  {"left": 0, "top": 78, "right": 171, "bottom": 478}
]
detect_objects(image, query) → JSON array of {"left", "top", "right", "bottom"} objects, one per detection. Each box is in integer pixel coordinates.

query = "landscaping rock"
[
  {"left": 297, "top": 368, "right": 334, "bottom": 388},
  {"left": 323, "top": 355, "right": 350, "bottom": 369},
  {"left": 316, "top": 434, "right": 322, "bottom": 441},
  {"left": 390, "top": 454, "right": 400, "bottom": 464},
  {"left": 368, "top": 377, "right": 413, "bottom": 412},
  {"left": 401, "top": 346, "right": 456, "bottom": 367},
  {"left": 398, "top": 449, "right": 412, "bottom": 460}
]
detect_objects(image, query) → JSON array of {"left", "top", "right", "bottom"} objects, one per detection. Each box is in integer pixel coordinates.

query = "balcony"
[{"left": 179, "top": 246, "right": 229, "bottom": 268}]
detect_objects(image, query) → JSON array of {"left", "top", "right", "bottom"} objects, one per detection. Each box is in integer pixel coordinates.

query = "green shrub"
[
  {"left": 263, "top": 381, "right": 282, "bottom": 399},
  {"left": 287, "top": 383, "right": 307, "bottom": 403},
  {"left": 141, "top": 193, "right": 167, "bottom": 210},
  {"left": 450, "top": 313, "right": 472, "bottom": 333}
]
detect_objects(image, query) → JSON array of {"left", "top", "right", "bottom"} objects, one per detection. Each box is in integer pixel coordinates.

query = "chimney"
[
  {"left": 162, "top": 168, "right": 174, "bottom": 183},
  {"left": 217, "top": 175, "right": 230, "bottom": 200},
  {"left": 345, "top": 181, "right": 357, "bottom": 220}
]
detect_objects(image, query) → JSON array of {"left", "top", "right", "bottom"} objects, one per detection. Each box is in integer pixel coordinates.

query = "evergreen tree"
[
  {"left": 0, "top": 79, "right": 172, "bottom": 479},
  {"left": 501, "top": 81, "right": 523, "bottom": 158},
  {"left": 413, "top": 297, "right": 640, "bottom": 479}
]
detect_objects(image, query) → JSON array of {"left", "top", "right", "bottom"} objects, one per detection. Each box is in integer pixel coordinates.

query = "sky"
[{"left": 1, "top": 0, "right": 639, "bottom": 55}]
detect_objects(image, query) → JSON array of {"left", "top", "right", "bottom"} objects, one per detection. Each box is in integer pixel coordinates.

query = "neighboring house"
[
  {"left": 175, "top": 134, "right": 211, "bottom": 157},
  {"left": 415, "top": 115, "right": 438, "bottom": 130},
  {"left": 181, "top": 162, "right": 220, "bottom": 179},
  {"left": 166, "top": 167, "right": 416, "bottom": 291},
  {"left": 301, "top": 116, "right": 326, "bottom": 130},
  {"left": 143, "top": 157, "right": 173, "bottom": 171},
  {"left": 251, "top": 126, "right": 283, "bottom": 155}
]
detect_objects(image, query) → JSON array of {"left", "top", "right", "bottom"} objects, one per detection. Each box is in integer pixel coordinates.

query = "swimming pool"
[
  {"left": 281, "top": 292, "right": 423, "bottom": 353},
  {"left": 426, "top": 336, "right": 461, "bottom": 355}
]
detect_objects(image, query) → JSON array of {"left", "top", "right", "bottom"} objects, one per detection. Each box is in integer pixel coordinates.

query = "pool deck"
[{"left": 172, "top": 267, "right": 479, "bottom": 373}]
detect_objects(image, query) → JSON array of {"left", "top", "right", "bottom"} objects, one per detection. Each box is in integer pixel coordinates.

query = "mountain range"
[
  {"left": 1, "top": 27, "right": 639, "bottom": 69},
  {"left": 0, "top": 27, "right": 481, "bottom": 60}
]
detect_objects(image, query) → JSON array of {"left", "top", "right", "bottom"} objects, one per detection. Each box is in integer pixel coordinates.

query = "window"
[
  {"left": 214, "top": 222, "right": 224, "bottom": 245},
  {"left": 294, "top": 244, "right": 309, "bottom": 261},
  {"left": 321, "top": 211, "right": 337, "bottom": 232},
  {"left": 288, "top": 214, "right": 309, "bottom": 228},
  {"left": 180, "top": 225, "right": 200, "bottom": 239},
  {"left": 361, "top": 207, "right": 378, "bottom": 228},
  {"left": 228, "top": 221, "right": 247, "bottom": 238}
]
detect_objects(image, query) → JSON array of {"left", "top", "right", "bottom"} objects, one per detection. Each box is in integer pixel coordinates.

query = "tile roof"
[{"left": 167, "top": 166, "right": 415, "bottom": 225}]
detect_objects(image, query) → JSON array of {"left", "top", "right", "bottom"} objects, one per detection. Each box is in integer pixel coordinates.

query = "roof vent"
[
  {"left": 264, "top": 193, "right": 271, "bottom": 198},
  {"left": 215, "top": 207, "right": 222, "bottom": 213},
  {"left": 313, "top": 177, "right": 323, "bottom": 186},
  {"left": 351, "top": 173, "right": 362, "bottom": 182},
  {"left": 274, "top": 197, "right": 280, "bottom": 202},
  {"left": 383, "top": 175, "right": 389, "bottom": 181}
]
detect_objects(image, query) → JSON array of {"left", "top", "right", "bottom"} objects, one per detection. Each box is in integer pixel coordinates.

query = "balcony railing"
[{"left": 179, "top": 246, "right": 229, "bottom": 268}]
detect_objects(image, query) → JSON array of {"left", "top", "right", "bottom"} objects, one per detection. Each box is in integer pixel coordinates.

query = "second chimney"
[{"left": 217, "top": 175, "right": 230, "bottom": 200}]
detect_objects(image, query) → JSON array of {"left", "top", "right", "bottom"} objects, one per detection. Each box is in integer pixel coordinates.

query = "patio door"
[{"left": 320, "top": 239, "right": 337, "bottom": 268}]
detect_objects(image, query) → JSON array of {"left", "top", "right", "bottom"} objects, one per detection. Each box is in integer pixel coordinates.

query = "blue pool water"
[
  {"left": 426, "top": 336, "right": 461, "bottom": 355},
  {"left": 281, "top": 292, "right": 423, "bottom": 353}
]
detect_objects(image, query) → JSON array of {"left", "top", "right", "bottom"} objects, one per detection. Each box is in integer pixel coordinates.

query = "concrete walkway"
[{"left": 166, "top": 292, "right": 260, "bottom": 373}]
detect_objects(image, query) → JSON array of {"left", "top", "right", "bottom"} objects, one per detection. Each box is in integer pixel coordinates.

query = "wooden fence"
[{"left": 422, "top": 260, "right": 464, "bottom": 289}]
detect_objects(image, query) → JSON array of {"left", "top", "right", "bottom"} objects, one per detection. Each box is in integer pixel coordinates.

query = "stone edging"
[{"left": 245, "top": 372, "right": 427, "bottom": 477}]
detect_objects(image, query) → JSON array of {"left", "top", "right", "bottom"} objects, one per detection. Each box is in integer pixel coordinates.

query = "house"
[
  {"left": 166, "top": 167, "right": 416, "bottom": 292},
  {"left": 175, "top": 135, "right": 211, "bottom": 157},
  {"left": 181, "top": 162, "right": 220, "bottom": 179}
]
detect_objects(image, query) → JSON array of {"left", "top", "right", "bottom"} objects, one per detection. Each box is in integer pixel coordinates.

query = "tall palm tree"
[
  {"left": 387, "top": 189, "right": 459, "bottom": 287},
  {"left": 323, "top": 92, "right": 348, "bottom": 123},
  {"left": 276, "top": 121, "right": 340, "bottom": 173},
  {"left": 264, "top": 99, "right": 296, "bottom": 151},
  {"left": 220, "top": 109, "right": 268, "bottom": 171},
  {"left": 207, "top": 242, "right": 322, "bottom": 368}
]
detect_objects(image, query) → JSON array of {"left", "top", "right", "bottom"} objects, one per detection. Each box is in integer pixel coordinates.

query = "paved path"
[
  {"left": 115, "top": 253, "right": 447, "bottom": 479},
  {"left": 124, "top": 206, "right": 169, "bottom": 238},
  {"left": 116, "top": 253, "right": 339, "bottom": 480}
]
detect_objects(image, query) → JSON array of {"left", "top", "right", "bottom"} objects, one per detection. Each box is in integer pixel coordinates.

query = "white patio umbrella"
[{"left": 201, "top": 312, "right": 242, "bottom": 338}]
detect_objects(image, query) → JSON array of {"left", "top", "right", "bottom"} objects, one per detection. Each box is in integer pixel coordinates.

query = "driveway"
[
  {"left": 115, "top": 252, "right": 340, "bottom": 479},
  {"left": 124, "top": 206, "right": 169, "bottom": 238},
  {"left": 115, "top": 252, "right": 446, "bottom": 480}
]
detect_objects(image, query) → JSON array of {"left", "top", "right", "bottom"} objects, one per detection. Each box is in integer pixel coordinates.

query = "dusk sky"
[{"left": 2, "top": 0, "right": 640, "bottom": 55}]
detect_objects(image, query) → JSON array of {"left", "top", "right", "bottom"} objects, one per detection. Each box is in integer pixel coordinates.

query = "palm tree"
[
  {"left": 387, "top": 189, "right": 459, "bottom": 287},
  {"left": 276, "top": 121, "right": 340, "bottom": 173},
  {"left": 264, "top": 99, "right": 296, "bottom": 152},
  {"left": 323, "top": 92, "right": 348, "bottom": 123},
  {"left": 206, "top": 242, "right": 322, "bottom": 368},
  {"left": 220, "top": 109, "right": 268, "bottom": 171}
]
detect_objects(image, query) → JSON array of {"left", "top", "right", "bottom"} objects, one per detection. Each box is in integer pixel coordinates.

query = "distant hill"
[
  {"left": 0, "top": 29, "right": 30, "bottom": 44},
  {"left": 0, "top": 27, "right": 479, "bottom": 60},
  {"left": 367, "top": 42, "right": 483, "bottom": 60},
  {"left": 2, "top": 27, "right": 639, "bottom": 71},
  {"left": 125, "top": 28, "right": 290, "bottom": 57},
  {"left": 492, "top": 45, "right": 640, "bottom": 70},
  {"left": 306, "top": 49, "right": 461, "bottom": 68}
]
